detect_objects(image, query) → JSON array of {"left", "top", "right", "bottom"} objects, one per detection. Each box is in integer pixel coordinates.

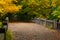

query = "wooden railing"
[
  {"left": 0, "top": 17, "right": 8, "bottom": 40},
  {"left": 32, "top": 18, "right": 60, "bottom": 29}
]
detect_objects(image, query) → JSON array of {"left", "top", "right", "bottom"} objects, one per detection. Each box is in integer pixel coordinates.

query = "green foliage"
[
  {"left": 48, "top": 24, "right": 53, "bottom": 29},
  {"left": 0, "top": 0, "right": 60, "bottom": 21},
  {"left": 0, "top": 22, "right": 12, "bottom": 40},
  {"left": 48, "top": 10, "right": 60, "bottom": 20},
  {"left": 6, "top": 30, "right": 13, "bottom": 40},
  {"left": 0, "top": 22, "right": 2, "bottom": 28},
  {"left": 23, "top": 7, "right": 31, "bottom": 13},
  {"left": 16, "top": 11, "right": 36, "bottom": 21}
]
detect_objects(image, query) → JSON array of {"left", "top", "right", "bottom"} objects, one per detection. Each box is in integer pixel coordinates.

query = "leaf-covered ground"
[{"left": 8, "top": 22, "right": 60, "bottom": 40}]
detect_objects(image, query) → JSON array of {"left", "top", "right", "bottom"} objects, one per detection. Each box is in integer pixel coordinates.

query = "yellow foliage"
[
  {"left": 45, "top": 0, "right": 50, "bottom": 2},
  {"left": 29, "top": 0, "right": 36, "bottom": 4},
  {"left": 4, "top": 0, "right": 12, "bottom": 3},
  {"left": 0, "top": 0, "right": 22, "bottom": 14},
  {"left": 51, "top": 0, "right": 59, "bottom": 7},
  {"left": 23, "top": 0, "right": 26, "bottom": 2},
  {"left": 31, "top": 0, "right": 35, "bottom": 3},
  {"left": 58, "top": 16, "right": 60, "bottom": 18},
  {"left": 17, "top": 5, "right": 22, "bottom": 9},
  {"left": 57, "top": 6, "right": 60, "bottom": 10},
  {"left": 4, "top": 5, "right": 19, "bottom": 13}
]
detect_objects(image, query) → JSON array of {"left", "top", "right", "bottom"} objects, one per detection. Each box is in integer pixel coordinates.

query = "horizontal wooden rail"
[{"left": 32, "top": 18, "right": 60, "bottom": 29}]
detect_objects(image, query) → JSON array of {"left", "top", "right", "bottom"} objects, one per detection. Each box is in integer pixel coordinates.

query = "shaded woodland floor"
[{"left": 8, "top": 22, "right": 60, "bottom": 40}]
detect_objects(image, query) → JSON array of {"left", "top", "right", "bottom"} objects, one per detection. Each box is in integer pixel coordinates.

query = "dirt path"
[{"left": 8, "top": 22, "right": 60, "bottom": 40}]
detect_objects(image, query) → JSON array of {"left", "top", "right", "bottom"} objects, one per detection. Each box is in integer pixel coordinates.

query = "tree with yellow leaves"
[
  {"left": 0, "top": 0, "right": 22, "bottom": 20},
  {"left": 0, "top": 0, "right": 22, "bottom": 13}
]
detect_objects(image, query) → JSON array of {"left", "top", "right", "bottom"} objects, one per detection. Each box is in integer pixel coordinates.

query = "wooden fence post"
[
  {"left": 54, "top": 19, "right": 58, "bottom": 29},
  {"left": 45, "top": 19, "right": 47, "bottom": 27},
  {"left": 3, "top": 17, "right": 9, "bottom": 40},
  {"left": 39, "top": 18, "right": 41, "bottom": 24},
  {"left": 4, "top": 31, "right": 6, "bottom": 40}
]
